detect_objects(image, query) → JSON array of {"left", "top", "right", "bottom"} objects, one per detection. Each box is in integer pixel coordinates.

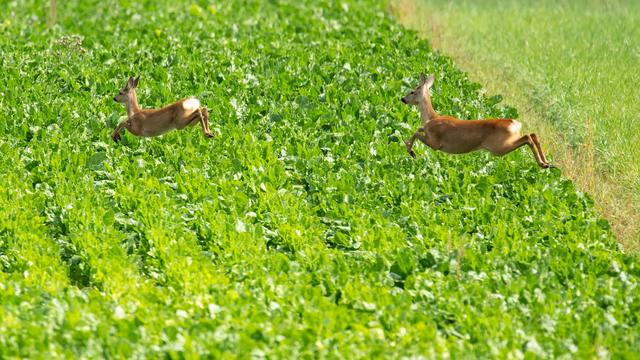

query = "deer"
[
  {"left": 111, "top": 76, "right": 214, "bottom": 142},
  {"left": 401, "top": 73, "right": 551, "bottom": 168}
]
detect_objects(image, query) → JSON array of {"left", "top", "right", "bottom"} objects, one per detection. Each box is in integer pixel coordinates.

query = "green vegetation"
[
  {"left": 1, "top": 0, "right": 639, "bottom": 357},
  {"left": 393, "top": 0, "right": 640, "bottom": 248}
]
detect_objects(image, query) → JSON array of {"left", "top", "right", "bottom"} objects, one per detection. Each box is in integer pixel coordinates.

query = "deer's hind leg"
[
  {"left": 490, "top": 134, "right": 549, "bottom": 168},
  {"left": 530, "top": 133, "right": 550, "bottom": 166},
  {"left": 180, "top": 108, "right": 214, "bottom": 138},
  {"left": 198, "top": 107, "right": 214, "bottom": 138}
]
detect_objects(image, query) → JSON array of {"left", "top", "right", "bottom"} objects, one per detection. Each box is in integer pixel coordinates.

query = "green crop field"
[
  {"left": 1, "top": 0, "right": 639, "bottom": 358},
  {"left": 393, "top": 0, "right": 640, "bottom": 247}
]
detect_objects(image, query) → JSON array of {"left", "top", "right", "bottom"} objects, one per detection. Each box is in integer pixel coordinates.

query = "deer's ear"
[
  {"left": 132, "top": 76, "right": 140, "bottom": 88},
  {"left": 419, "top": 73, "right": 427, "bottom": 85},
  {"left": 424, "top": 74, "right": 435, "bottom": 89}
]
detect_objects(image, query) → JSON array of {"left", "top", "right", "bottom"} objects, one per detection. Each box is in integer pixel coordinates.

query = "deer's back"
[{"left": 428, "top": 116, "right": 520, "bottom": 154}]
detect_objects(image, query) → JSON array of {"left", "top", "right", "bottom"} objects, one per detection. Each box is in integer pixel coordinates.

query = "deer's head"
[
  {"left": 401, "top": 73, "right": 434, "bottom": 105},
  {"left": 113, "top": 76, "right": 140, "bottom": 103}
]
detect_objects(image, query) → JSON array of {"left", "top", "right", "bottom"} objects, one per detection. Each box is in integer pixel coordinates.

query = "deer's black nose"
[
  {"left": 113, "top": 97, "right": 118, "bottom": 102},
  {"left": 401, "top": 98, "right": 407, "bottom": 104}
]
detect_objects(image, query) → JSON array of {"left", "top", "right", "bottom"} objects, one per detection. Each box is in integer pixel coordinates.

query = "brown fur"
[
  {"left": 402, "top": 74, "right": 550, "bottom": 168},
  {"left": 111, "top": 76, "right": 214, "bottom": 142}
]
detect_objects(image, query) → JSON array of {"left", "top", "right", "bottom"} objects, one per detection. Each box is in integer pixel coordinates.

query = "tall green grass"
[{"left": 395, "top": 0, "right": 640, "bottom": 246}]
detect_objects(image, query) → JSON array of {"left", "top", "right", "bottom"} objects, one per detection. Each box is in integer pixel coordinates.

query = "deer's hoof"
[
  {"left": 409, "top": 150, "right": 416, "bottom": 158},
  {"left": 112, "top": 134, "right": 121, "bottom": 143},
  {"left": 205, "top": 133, "right": 215, "bottom": 139}
]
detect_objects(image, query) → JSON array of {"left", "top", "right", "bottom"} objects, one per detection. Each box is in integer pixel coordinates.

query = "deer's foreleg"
[
  {"left": 418, "top": 130, "right": 442, "bottom": 151},
  {"left": 405, "top": 132, "right": 419, "bottom": 158},
  {"left": 112, "top": 120, "right": 129, "bottom": 142},
  {"left": 406, "top": 128, "right": 441, "bottom": 158}
]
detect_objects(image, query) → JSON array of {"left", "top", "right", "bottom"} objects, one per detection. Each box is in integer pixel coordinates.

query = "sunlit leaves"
[{"left": 0, "top": 0, "right": 637, "bottom": 358}]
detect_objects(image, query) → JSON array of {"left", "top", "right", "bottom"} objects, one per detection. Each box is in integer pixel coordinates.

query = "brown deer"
[
  {"left": 111, "top": 76, "right": 214, "bottom": 142},
  {"left": 402, "top": 73, "right": 551, "bottom": 168}
]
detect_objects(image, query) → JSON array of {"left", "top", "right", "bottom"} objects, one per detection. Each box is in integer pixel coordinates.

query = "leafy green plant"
[{"left": 0, "top": 0, "right": 638, "bottom": 358}]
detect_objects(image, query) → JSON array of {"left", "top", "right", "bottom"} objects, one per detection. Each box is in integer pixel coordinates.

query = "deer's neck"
[
  {"left": 126, "top": 93, "right": 141, "bottom": 118},
  {"left": 419, "top": 97, "right": 438, "bottom": 123}
]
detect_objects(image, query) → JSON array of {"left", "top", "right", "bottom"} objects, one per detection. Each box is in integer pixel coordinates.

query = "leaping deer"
[
  {"left": 111, "top": 76, "right": 214, "bottom": 142},
  {"left": 402, "top": 73, "right": 551, "bottom": 168}
]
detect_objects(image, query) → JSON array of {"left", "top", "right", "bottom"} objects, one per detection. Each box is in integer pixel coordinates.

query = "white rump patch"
[
  {"left": 509, "top": 120, "right": 522, "bottom": 133},
  {"left": 183, "top": 98, "right": 200, "bottom": 111}
]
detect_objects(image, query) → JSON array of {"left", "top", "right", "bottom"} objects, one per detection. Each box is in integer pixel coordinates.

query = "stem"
[{"left": 47, "top": 0, "right": 57, "bottom": 27}]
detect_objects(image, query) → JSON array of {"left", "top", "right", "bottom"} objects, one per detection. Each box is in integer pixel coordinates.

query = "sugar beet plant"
[{"left": 0, "top": 0, "right": 638, "bottom": 358}]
